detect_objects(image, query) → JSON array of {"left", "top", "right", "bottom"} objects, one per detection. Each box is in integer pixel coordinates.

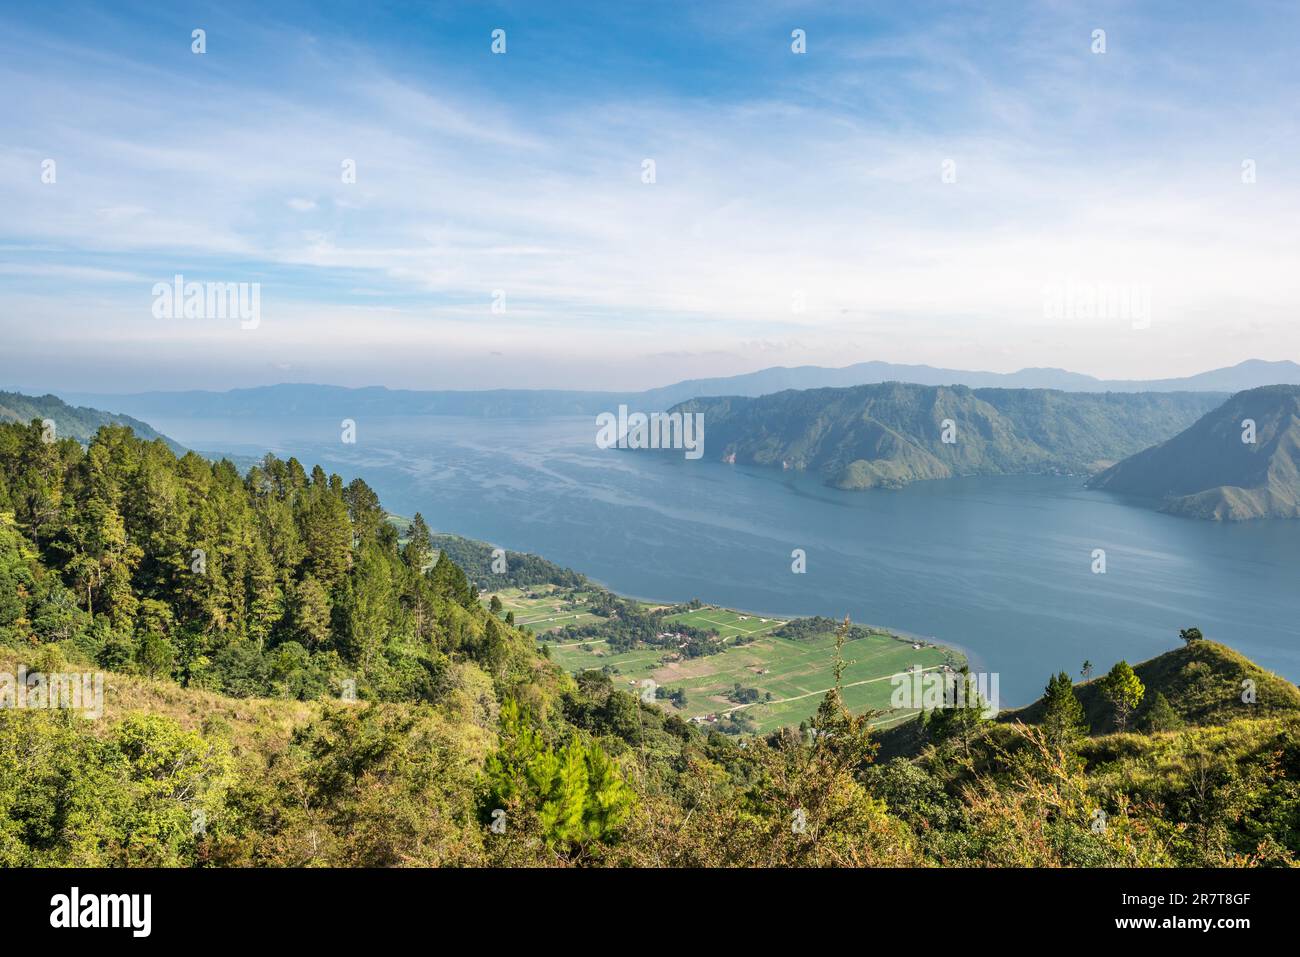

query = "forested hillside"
[
  {"left": 1, "top": 390, "right": 183, "bottom": 454},
  {"left": 675, "top": 384, "right": 1223, "bottom": 489},
  {"left": 0, "top": 418, "right": 532, "bottom": 702},
  {"left": 2, "top": 418, "right": 1298, "bottom": 868},
  {"left": 1087, "top": 385, "right": 1300, "bottom": 519},
  {"left": 419, "top": 529, "right": 588, "bottom": 590}
]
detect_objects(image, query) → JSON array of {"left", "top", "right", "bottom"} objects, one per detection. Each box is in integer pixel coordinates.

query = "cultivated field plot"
[
  {"left": 542, "top": 619, "right": 961, "bottom": 735},
  {"left": 484, "top": 586, "right": 604, "bottom": 633},
  {"left": 661, "top": 607, "right": 785, "bottom": 639}
]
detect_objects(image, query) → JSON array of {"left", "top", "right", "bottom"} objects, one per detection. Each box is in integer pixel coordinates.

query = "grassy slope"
[
  {"left": 876, "top": 640, "right": 1300, "bottom": 760},
  {"left": 1008, "top": 640, "right": 1300, "bottom": 731},
  {"left": 0, "top": 652, "right": 317, "bottom": 754},
  {"left": 0, "top": 641, "right": 506, "bottom": 772}
]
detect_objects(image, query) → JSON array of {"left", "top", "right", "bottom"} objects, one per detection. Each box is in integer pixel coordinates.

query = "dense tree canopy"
[{"left": 0, "top": 421, "right": 533, "bottom": 701}]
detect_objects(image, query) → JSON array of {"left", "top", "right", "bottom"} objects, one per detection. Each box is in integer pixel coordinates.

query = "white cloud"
[{"left": 1, "top": 7, "right": 1297, "bottom": 390}]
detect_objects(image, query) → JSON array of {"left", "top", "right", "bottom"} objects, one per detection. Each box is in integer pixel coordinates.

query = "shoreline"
[
  {"left": 587, "top": 574, "right": 967, "bottom": 648},
  {"left": 538, "top": 580, "right": 975, "bottom": 682}
]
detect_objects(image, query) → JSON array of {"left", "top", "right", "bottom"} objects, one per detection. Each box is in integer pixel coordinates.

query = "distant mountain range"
[
  {"left": 56, "top": 358, "right": 1300, "bottom": 421},
  {"left": 671, "top": 384, "right": 1225, "bottom": 490},
  {"left": 1088, "top": 385, "right": 1300, "bottom": 520},
  {"left": 0, "top": 390, "right": 184, "bottom": 454},
  {"left": 61, "top": 384, "right": 622, "bottom": 419},
  {"left": 644, "top": 357, "right": 1300, "bottom": 400}
]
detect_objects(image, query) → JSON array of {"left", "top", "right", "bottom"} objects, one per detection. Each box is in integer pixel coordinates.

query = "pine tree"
[
  {"left": 291, "top": 574, "right": 332, "bottom": 648},
  {"left": 10, "top": 419, "right": 66, "bottom": 546},
  {"left": 403, "top": 512, "right": 432, "bottom": 571},
  {"left": 244, "top": 537, "right": 282, "bottom": 650},
  {"left": 430, "top": 551, "right": 474, "bottom": 609},
  {"left": 343, "top": 478, "right": 384, "bottom": 545},
  {"left": 1099, "top": 661, "right": 1145, "bottom": 732},
  {"left": 340, "top": 545, "right": 395, "bottom": 674},
  {"left": 299, "top": 484, "right": 352, "bottom": 592},
  {"left": 135, "top": 629, "right": 176, "bottom": 678},
  {"left": 540, "top": 742, "right": 591, "bottom": 847},
  {"left": 1143, "top": 691, "right": 1183, "bottom": 732},
  {"left": 484, "top": 699, "right": 634, "bottom": 854},
  {"left": 923, "top": 666, "right": 990, "bottom": 758},
  {"left": 583, "top": 744, "right": 634, "bottom": 838},
  {"left": 1041, "top": 671, "right": 1088, "bottom": 746}
]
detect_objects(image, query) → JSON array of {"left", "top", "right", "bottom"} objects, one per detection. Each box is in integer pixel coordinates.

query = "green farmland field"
[
  {"left": 542, "top": 609, "right": 962, "bottom": 735},
  {"left": 485, "top": 585, "right": 605, "bottom": 633},
  {"left": 660, "top": 607, "right": 785, "bottom": 639}
]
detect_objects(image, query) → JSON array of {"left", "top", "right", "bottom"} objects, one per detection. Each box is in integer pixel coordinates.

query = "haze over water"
[{"left": 151, "top": 414, "right": 1300, "bottom": 707}]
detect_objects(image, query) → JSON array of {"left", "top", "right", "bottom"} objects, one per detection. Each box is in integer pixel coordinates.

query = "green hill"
[
  {"left": 873, "top": 637, "right": 1300, "bottom": 760},
  {"left": 675, "top": 384, "right": 1223, "bottom": 489},
  {"left": 1007, "top": 639, "right": 1300, "bottom": 731},
  {"left": 1, "top": 389, "right": 184, "bottom": 454},
  {"left": 1087, "top": 385, "right": 1300, "bottom": 520}
]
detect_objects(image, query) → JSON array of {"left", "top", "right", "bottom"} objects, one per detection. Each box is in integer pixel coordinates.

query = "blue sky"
[{"left": 2, "top": 0, "right": 1298, "bottom": 392}]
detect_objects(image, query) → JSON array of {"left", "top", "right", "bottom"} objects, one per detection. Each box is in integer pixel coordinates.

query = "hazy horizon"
[{"left": 9, "top": 356, "right": 1300, "bottom": 401}]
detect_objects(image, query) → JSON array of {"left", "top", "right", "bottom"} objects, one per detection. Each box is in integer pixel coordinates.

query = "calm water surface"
[{"left": 149, "top": 414, "right": 1300, "bottom": 706}]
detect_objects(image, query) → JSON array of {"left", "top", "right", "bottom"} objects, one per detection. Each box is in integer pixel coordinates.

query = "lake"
[{"left": 147, "top": 413, "right": 1300, "bottom": 706}]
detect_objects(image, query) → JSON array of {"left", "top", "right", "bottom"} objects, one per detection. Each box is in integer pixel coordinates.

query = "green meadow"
[
  {"left": 660, "top": 606, "right": 784, "bottom": 639},
  {"left": 487, "top": 585, "right": 606, "bottom": 632},
  {"left": 538, "top": 602, "right": 962, "bottom": 734}
]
